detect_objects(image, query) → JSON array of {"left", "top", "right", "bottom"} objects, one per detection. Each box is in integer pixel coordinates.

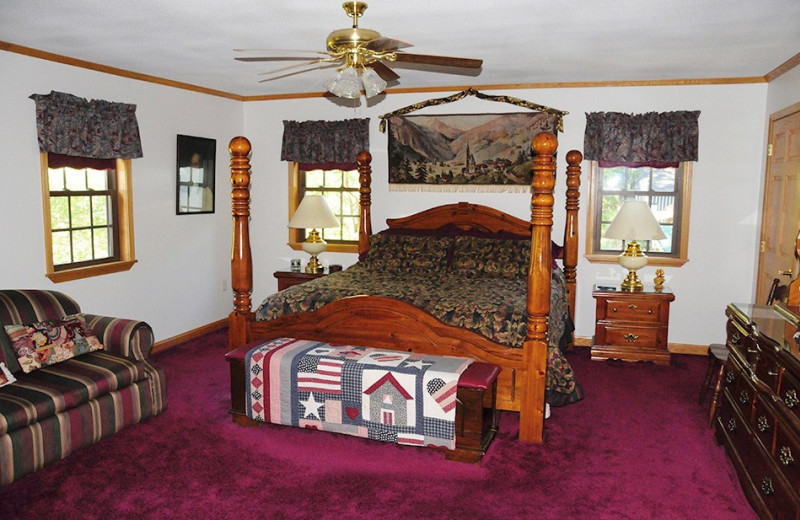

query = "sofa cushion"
[
  {"left": 4, "top": 313, "right": 103, "bottom": 374},
  {"left": 0, "top": 351, "right": 146, "bottom": 436}
]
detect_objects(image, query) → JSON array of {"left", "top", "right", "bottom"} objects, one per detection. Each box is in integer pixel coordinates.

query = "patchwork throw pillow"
[{"left": 3, "top": 313, "right": 104, "bottom": 373}]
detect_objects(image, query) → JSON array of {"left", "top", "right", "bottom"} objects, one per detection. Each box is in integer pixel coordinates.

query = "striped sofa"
[{"left": 0, "top": 290, "right": 167, "bottom": 485}]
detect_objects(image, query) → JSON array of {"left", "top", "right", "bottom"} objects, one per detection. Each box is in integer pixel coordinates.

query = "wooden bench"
[{"left": 226, "top": 341, "right": 500, "bottom": 463}]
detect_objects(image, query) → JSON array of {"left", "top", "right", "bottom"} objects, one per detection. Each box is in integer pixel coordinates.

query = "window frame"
[
  {"left": 287, "top": 162, "right": 359, "bottom": 254},
  {"left": 584, "top": 161, "right": 692, "bottom": 267},
  {"left": 40, "top": 153, "right": 137, "bottom": 282}
]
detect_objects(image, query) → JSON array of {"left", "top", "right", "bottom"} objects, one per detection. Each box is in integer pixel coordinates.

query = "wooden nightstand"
[
  {"left": 592, "top": 284, "right": 675, "bottom": 365},
  {"left": 273, "top": 271, "right": 326, "bottom": 291}
]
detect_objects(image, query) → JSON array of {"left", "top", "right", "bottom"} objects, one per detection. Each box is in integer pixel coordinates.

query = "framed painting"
[
  {"left": 176, "top": 134, "right": 216, "bottom": 214},
  {"left": 387, "top": 112, "right": 558, "bottom": 191}
]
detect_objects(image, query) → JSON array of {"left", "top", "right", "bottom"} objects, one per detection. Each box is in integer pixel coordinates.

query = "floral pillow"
[
  {"left": 3, "top": 313, "right": 104, "bottom": 374},
  {"left": 450, "top": 236, "right": 531, "bottom": 279},
  {"left": 360, "top": 233, "right": 452, "bottom": 273}
]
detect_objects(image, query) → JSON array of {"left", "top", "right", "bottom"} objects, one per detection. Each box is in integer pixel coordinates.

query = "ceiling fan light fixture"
[
  {"left": 361, "top": 67, "right": 386, "bottom": 98},
  {"left": 325, "top": 66, "right": 361, "bottom": 99}
]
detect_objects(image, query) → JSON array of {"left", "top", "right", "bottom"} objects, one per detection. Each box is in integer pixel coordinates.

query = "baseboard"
[
  {"left": 152, "top": 318, "right": 228, "bottom": 354},
  {"left": 573, "top": 336, "right": 706, "bottom": 356}
]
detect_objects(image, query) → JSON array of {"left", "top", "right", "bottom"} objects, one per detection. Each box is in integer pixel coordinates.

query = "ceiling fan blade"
[
  {"left": 370, "top": 61, "right": 400, "bottom": 82},
  {"left": 257, "top": 63, "right": 339, "bottom": 83},
  {"left": 366, "top": 36, "right": 413, "bottom": 52},
  {"left": 234, "top": 48, "right": 329, "bottom": 55},
  {"left": 257, "top": 59, "right": 333, "bottom": 77},
  {"left": 234, "top": 49, "right": 332, "bottom": 62},
  {"left": 393, "top": 53, "right": 482, "bottom": 69}
]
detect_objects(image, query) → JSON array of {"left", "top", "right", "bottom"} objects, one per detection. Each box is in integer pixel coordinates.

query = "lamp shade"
[
  {"left": 288, "top": 194, "right": 339, "bottom": 229},
  {"left": 604, "top": 200, "right": 667, "bottom": 241}
]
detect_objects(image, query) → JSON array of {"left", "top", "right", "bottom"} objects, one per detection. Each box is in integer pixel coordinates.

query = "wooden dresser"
[
  {"left": 716, "top": 303, "right": 800, "bottom": 519},
  {"left": 591, "top": 285, "right": 674, "bottom": 365}
]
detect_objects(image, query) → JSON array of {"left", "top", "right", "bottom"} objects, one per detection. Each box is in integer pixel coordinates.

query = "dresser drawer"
[
  {"left": 598, "top": 298, "right": 664, "bottom": 323},
  {"left": 727, "top": 318, "right": 759, "bottom": 366},
  {"left": 752, "top": 396, "right": 778, "bottom": 455},
  {"left": 774, "top": 420, "right": 800, "bottom": 489},
  {"left": 755, "top": 348, "right": 783, "bottom": 393},
  {"left": 746, "top": 442, "right": 800, "bottom": 520},
  {"left": 724, "top": 363, "right": 756, "bottom": 419},
  {"left": 600, "top": 325, "right": 663, "bottom": 349},
  {"left": 779, "top": 371, "right": 800, "bottom": 422}
]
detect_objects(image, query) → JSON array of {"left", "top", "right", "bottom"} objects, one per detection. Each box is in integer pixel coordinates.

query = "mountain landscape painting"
[{"left": 387, "top": 112, "right": 558, "bottom": 190}]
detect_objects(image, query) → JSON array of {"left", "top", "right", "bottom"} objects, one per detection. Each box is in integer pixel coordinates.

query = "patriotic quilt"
[{"left": 244, "top": 337, "right": 473, "bottom": 450}]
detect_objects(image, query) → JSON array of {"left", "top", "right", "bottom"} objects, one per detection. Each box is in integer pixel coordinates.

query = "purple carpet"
[{"left": 1, "top": 329, "right": 756, "bottom": 519}]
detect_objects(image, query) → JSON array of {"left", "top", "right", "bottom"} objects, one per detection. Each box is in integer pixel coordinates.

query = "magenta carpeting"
[{"left": 2, "top": 329, "right": 757, "bottom": 520}]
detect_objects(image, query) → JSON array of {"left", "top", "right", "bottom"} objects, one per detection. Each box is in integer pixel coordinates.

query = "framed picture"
[{"left": 176, "top": 134, "right": 216, "bottom": 214}]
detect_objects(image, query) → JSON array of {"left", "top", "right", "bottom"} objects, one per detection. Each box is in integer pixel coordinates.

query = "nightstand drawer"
[
  {"left": 599, "top": 298, "right": 664, "bottom": 323},
  {"left": 600, "top": 325, "right": 662, "bottom": 348}
]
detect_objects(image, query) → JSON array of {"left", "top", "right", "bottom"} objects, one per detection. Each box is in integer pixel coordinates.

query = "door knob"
[{"left": 779, "top": 269, "right": 794, "bottom": 277}]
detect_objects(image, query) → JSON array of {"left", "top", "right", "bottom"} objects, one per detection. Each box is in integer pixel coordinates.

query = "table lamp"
[
  {"left": 288, "top": 194, "right": 339, "bottom": 274},
  {"left": 603, "top": 200, "right": 667, "bottom": 291}
]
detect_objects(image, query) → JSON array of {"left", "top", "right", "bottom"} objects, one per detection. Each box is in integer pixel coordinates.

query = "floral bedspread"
[{"left": 256, "top": 265, "right": 582, "bottom": 405}]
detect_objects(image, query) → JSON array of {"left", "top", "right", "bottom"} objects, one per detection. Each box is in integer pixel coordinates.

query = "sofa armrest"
[{"left": 82, "top": 314, "right": 154, "bottom": 361}]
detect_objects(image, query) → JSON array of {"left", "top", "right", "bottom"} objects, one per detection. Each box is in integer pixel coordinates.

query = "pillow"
[
  {"left": 3, "top": 313, "right": 104, "bottom": 374},
  {"left": 450, "top": 236, "right": 531, "bottom": 279},
  {"left": 359, "top": 233, "right": 452, "bottom": 273}
]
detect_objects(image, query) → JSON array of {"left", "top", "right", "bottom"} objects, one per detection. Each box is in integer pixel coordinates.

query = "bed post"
[
  {"left": 229, "top": 136, "right": 253, "bottom": 349},
  {"left": 563, "top": 150, "right": 583, "bottom": 325},
  {"left": 520, "top": 132, "right": 558, "bottom": 443},
  {"left": 357, "top": 151, "right": 373, "bottom": 256}
]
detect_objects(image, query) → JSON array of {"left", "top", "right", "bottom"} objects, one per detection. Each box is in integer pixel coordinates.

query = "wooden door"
[{"left": 757, "top": 104, "right": 800, "bottom": 303}]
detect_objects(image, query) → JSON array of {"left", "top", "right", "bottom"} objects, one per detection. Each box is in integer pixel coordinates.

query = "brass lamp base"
[
  {"left": 618, "top": 240, "right": 647, "bottom": 292},
  {"left": 620, "top": 270, "right": 644, "bottom": 292},
  {"left": 302, "top": 228, "right": 327, "bottom": 274},
  {"left": 305, "top": 254, "right": 324, "bottom": 274}
]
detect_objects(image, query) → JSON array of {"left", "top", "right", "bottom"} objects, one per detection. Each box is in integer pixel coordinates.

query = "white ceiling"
[{"left": 2, "top": 0, "right": 799, "bottom": 98}]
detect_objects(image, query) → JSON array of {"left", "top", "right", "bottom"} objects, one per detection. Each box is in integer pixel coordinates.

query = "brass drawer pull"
[
  {"left": 727, "top": 417, "right": 737, "bottom": 432},
  {"left": 779, "top": 446, "right": 794, "bottom": 466},
  {"left": 738, "top": 390, "right": 750, "bottom": 404},
  {"left": 785, "top": 389, "right": 799, "bottom": 408},
  {"left": 725, "top": 372, "right": 735, "bottom": 384},
  {"left": 756, "top": 415, "right": 769, "bottom": 432},
  {"left": 628, "top": 304, "right": 638, "bottom": 310},
  {"left": 761, "top": 477, "right": 774, "bottom": 496},
  {"left": 731, "top": 332, "right": 741, "bottom": 345},
  {"left": 624, "top": 333, "right": 639, "bottom": 343}
]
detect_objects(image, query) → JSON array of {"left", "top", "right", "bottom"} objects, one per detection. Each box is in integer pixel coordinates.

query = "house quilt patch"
[{"left": 244, "top": 337, "right": 473, "bottom": 450}]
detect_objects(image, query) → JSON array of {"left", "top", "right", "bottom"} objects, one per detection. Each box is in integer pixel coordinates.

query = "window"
[
  {"left": 585, "top": 162, "right": 692, "bottom": 266},
  {"left": 288, "top": 162, "right": 360, "bottom": 253},
  {"left": 41, "top": 153, "right": 136, "bottom": 282}
]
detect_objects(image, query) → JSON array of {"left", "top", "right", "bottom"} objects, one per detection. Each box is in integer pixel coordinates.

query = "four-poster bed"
[{"left": 228, "top": 132, "right": 582, "bottom": 443}]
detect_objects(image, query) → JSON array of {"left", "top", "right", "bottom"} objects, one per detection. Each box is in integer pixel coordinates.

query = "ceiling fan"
[{"left": 234, "top": 1, "right": 483, "bottom": 99}]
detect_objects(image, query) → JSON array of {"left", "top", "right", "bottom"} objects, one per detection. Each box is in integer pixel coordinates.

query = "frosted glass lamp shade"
[{"left": 361, "top": 68, "right": 387, "bottom": 98}]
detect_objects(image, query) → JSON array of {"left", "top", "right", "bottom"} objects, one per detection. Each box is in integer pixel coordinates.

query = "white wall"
[
  {"left": 243, "top": 83, "right": 769, "bottom": 346},
  {"left": 0, "top": 51, "right": 243, "bottom": 341},
  {"left": 2, "top": 47, "right": 783, "bottom": 347}
]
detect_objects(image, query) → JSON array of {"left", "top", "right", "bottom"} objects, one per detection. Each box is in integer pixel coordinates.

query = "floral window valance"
[
  {"left": 584, "top": 111, "right": 700, "bottom": 167},
  {"left": 281, "top": 118, "right": 369, "bottom": 170},
  {"left": 29, "top": 90, "right": 143, "bottom": 159}
]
